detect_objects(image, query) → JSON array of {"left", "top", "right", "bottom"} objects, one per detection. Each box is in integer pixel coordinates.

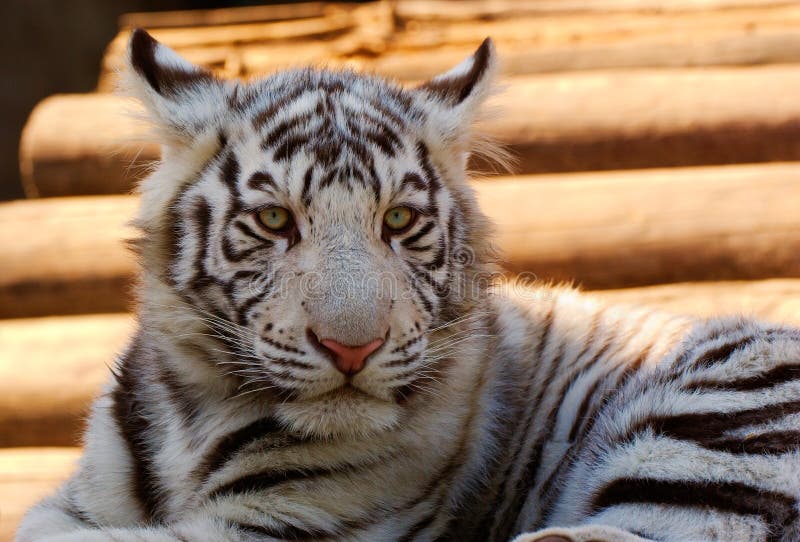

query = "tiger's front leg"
[
  {"left": 512, "top": 525, "right": 652, "bottom": 542},
  {"left": 17, "top": 491, "right": 261, "bottom": 542}
]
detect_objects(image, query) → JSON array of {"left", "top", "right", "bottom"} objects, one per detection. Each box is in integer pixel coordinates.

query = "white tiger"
[{"left": 17, "top": 30, "right": 800, "bottom": 542}]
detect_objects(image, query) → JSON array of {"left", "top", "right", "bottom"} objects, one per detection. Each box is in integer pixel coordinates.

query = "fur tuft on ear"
[
  {"left": 419, "top": 38, "right": 497, "bottom": 108},
  {"left": 121, "top": 28, "right": 227, "bottom": 145},
  {"left": 416, "top": 38, "right": 507, "bottom": 173}
]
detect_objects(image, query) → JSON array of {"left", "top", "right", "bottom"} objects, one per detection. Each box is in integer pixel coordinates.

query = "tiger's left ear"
[
  {"left": 416, "top": 38, "right": 498, "bottom": 149},
  {"left": 121, "top": 28, "right": 227, "bottom": 145}
]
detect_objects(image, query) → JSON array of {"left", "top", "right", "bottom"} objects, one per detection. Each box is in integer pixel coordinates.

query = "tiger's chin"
[{"left": 274, "top": 385, "right": 402, "bottom": 439}]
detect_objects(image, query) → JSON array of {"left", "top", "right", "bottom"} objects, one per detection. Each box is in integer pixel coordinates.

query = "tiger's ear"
[
  {"left": 416, "top": 38, "right": 498, "bottom": 147},
  {"left": 121, "top": 28, "right": 227, "bottom": 144}
]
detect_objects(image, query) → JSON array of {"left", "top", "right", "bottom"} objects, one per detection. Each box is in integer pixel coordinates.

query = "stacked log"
[
  {"left": 98, "top": 1, "right": 800, "bottom": 87},
  {"left": 0, "top": 448, "right": 79, "bottom": 541},
  {"left": 20, "top": 66, "right": 800, "bottom": 197},
  {"left": 0, "top": 314, "right": 134, "bottom": 447},
  {"left": 4, "top": 163, "right": 800, "bottom": 318},
  {"left": 0, "top": 195, "right": 137, "bottom": 317}
]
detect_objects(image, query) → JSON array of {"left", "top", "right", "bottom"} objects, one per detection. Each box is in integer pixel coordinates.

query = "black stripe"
[
  {"left": 187, "top": 198, "right": 220, "bottom": 291},
  {"left": 407, "top": 269, "right": 435, "bottom": 316},
  {"left": 221, "top": 235, "right": 260, "bottom": 263},
  {"left": 403, "top": 172, "right": 427, "bottom": 191},
  {"left": 235, "top": 281, "right": 273, "bottom": 325},
  {"left": 233, "top": 220, "right": 275, "bottom": 245},
  {"left": 272, "top": 356, "right": 315, "bottom": 370},
  {"left": 247, "top": 171, "right": 277, "bottom": 192},
  {"left": 571, "top": 340, "right": 652, "bottom": 443},
  {"left": 253, "top": 86, "right": 308, "bottom": 129},
  {"left": 688, "top": 335, "right": 756, "bottom": 370},
  {"left": 591, "top": 478, "right": 797, "bottom": 542},
  {"left": 210, "top": 465, "right": 339, "bottom": 500},
  {"left": 402, "top": 221, "right": 436, "bottom": 247},
  {"left": 261, "top": 112, "right": 313, "bottom": 152},
  {"left": 706, "top": 430, "right": 800, "bottom": 455},
  {"left": 220, "top": 151, "right": 240, "bottom": 189},
  {"left": 566, "top": 337, "right": 618, "bottom": 441},
  {"left": 301, "top": 166, "right": 314, "bottom": 208},
  {"left": 273, "top": 134, "right": 308, "bottom": 162},
  {"left": 416, "top": 141, "right": 442, "bottom": 195},
  {"left": 626, "top": 399, "right": 800, "bottom": 446},
  {"left": 261, "top": 335, "right": 306, "bottom": 355},
  {"left": 194, "top": 417, "right": 292, "bottom": 484},
  {"left": 111, "top": 338, "right": 164, "bottom": 522},
  {"left": 686, "top": 363, "right": 800, "bottom": 392}
]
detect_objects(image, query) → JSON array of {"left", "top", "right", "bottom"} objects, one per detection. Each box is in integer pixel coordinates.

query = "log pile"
[{"left": 4, "top": 2, "right": 800, "bottom": 539}]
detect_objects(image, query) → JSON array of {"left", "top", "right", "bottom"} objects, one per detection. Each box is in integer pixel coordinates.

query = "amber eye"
[
  {"left": 384, "top": 206, "right": 415, "bottom": 232},
  {"left": 257, "top": 206, "right": 292, "bottom": 231}
]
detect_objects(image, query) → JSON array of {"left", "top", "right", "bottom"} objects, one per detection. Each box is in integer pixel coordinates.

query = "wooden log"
[
  {"left": 394, "top": 0, "right": 800, "bottom": 19},
  {"left": 0, "top": 314, "right": 133, "bottom": 447},
  {"left": 0, "top": 196, "right": 137, "bottom": 317},
  {"left": 3, "top": 163, "right": 800, "bottom": 318},
  {"left": 591, "top": 280, "right": 800, "bottom": 322},
  {"left": 19, "top": 94, "right": 157, "bottom": 197},
  {"left": 1, "top": 279, "right": 799, "bottom": 447},
  {"left": 23, "top": 65, "right": 800, "bottom": 197},
  {"left": 477, "top": 164, "right": 800, "bottom": 288},
  {"left": 119, "top": 2, "right": 328, "bottom": 29},
  {"left": 97, "top": 0, "right": 800, "bottom": 88},
  {"left": 0, "top": 447, "right": 80, "bottom": 542}
]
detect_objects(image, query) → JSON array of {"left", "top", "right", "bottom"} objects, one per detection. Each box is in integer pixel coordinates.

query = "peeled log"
[
  {"left": 22, "top": 66, "right": 800, "bottom": 197},
  {"left": 3, "top": 163, "right": 800, "bottom": 318},
  {"left": 1, "top": 279, "right": 799, "bottom": 447},
  {"left": 0, "top": 314, "right": 134, "bottom": 447},
  {"left": 0, "top": 448, "right": 80, "bottom": 542},
  {"left": 475, "top": 164, "right": 800, "bottom": 288},
  {"left": 0, "top": 195, "right": 138, "bottom": 317},
  {"left": 98, "top": 1, "right": 800, "bottom": 86},
  {"left": 19, "top": 94, "right": 157, "bottom": 197}
]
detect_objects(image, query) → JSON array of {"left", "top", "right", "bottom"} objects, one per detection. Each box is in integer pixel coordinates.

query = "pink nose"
[{"left": 319, "top": 337, "right": 384, "bottom": 375}]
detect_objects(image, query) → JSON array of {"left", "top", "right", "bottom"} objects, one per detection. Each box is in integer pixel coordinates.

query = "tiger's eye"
[
  {"left": 258, "top": 206, "right": 292, "bottom": 231},
  {"left": 384, "top": 206, "right": 414, "bottom": 231}
]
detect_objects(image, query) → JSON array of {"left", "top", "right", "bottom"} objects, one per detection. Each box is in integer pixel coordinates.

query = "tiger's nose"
[{"left": 318, "top": 336, "right": 385, "bottom": 375}]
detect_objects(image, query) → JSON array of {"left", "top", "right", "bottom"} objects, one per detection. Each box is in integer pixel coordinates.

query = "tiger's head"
[{"left": 126, "top": 29, "right": 500, "bottom": 437}]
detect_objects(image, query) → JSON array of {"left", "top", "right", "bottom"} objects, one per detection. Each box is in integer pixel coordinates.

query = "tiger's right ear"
[{"left": 121, "top": 28, "right": 227, "bottom": 143}]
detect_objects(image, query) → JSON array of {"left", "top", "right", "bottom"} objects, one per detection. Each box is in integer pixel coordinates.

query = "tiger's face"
[{"left": 127, "top": 30, "right": 498, "bottom": 437}]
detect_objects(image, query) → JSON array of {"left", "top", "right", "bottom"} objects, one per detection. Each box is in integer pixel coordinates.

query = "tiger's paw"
[{"left": 511, "top": 524, "right": 652, "bottom": 542}]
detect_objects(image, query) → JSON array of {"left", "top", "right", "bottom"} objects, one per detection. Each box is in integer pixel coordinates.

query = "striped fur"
[{"left": 17, "top": 30, "right": 800, "bottom": 542}]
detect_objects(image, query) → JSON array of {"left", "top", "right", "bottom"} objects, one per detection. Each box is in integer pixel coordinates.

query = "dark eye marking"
[
  {"left": 301, "top": 166, "right": 314, "bottom": 208},
  {"left": 402, "top": 172, "right": 427, "bottom": 191},
  {"left": 247, "top": 172, "right": 277, "bottom": 192},
  {"left": 220, "top": 152, "right": 241, "bottom": 189},
  {"left": 233, "top": 220, "right": 275, "bottom": 246},
  {"left": 401, "top": 221, "right": 435, "bottom": 247}
]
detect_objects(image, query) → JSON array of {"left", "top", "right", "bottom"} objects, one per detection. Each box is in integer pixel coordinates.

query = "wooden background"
[{"left": 3, "top": 1, "right": 800, "bottom": 539}]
